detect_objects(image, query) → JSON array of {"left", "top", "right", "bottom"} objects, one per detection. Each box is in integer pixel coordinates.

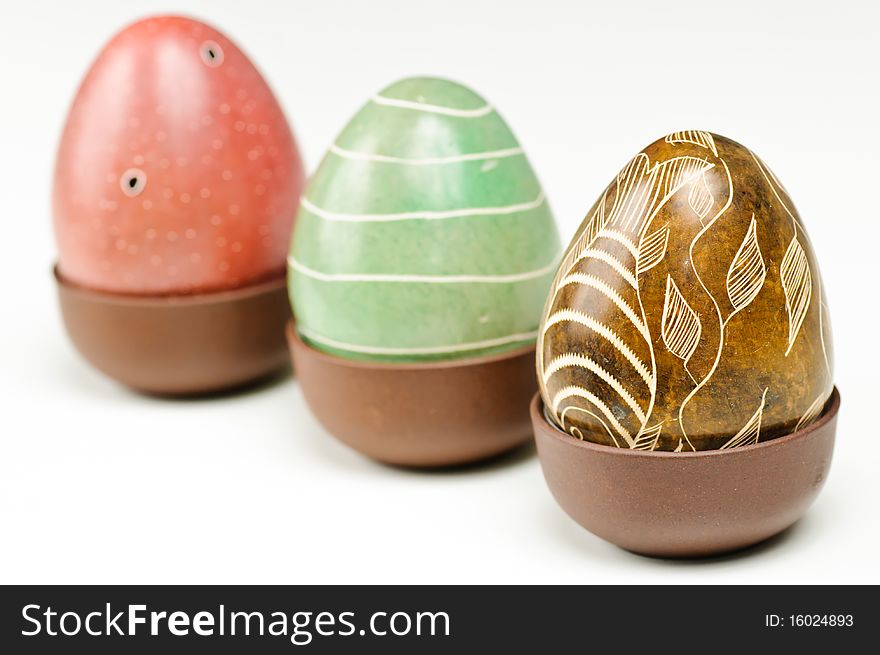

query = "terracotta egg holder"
[
  {"left": 530, "top": 388, "right": 840, "bottom": 558},
  {"left": 55, "top": 267, "right": 291, "bottom": 396},
  {"left": 287, "top": 322, "right": 537, "bottom": 468}
]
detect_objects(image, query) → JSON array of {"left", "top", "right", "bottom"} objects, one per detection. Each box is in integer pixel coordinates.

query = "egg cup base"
[
  {"left": 531, "top": 388, "right": 840, "bottom": 558},
  {"left": 287, "top": 321, "right": 537, "bottom": 467},
  {"left": 55, "top": 266, "right": 291, "bottom": 396}
]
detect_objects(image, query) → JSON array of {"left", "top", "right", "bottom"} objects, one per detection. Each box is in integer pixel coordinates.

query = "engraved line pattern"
[
  {"left": 607, "top": 154, "right": 658, "bottom": 233},
  {"left": 539, "top": 134, "right": 827, "bottom": 452},
  {"left": 539, "top": 137, "right": 721, "bottom": 448},
  {"left": 559, "top": 406, "right": 617, "bottom": 446},
  {"left": 636, "top": 224, "right": 669, "bottom": 275},
  {"left": 598, "top": 229, "right": 639, "bottom": 258},
  {"left": 553, "top": 153, "right": 715, "bottom": 305},
  {"left": 328, "top": 143, "right": 524, "bottom": 165},
  {"left": 748, "top": 153, "right": 829, "bottom": 416},
  {"left": 654, "top": 158, "right": 713, "bottom": 219},
  {"left": 614, "top": 155, "right": 713, "bottom": 232},
  {"left": 661, "top": 275, "right": 702, "bottom": 364},
  {"left": 665, "top": 130, "right": 718, "bottom": 156},
  {"left": 555, "top": 272, "right": 650, "bottom": 341},
  {"left": 726, "top": 215, "right": 767, "bottom": 311},
  {"left": 562, "top": 247, "right": 638, "bottom": 290},
  {"left": 749, "top": 150, "right": 804, "bottom": 233},
  {"left": 780, "top": 237, "right": 812, "bottom": 355},
  {"left": 819, "top": 298, "right": 833, "bottom": 389},
  {"left": 795, "top": 393, "right": 826, "bottom": 432},
  {"left": 720, "top": 388, "right": 768, "bottom": 449},
  {"left": 674, "top": 157, "right": 735, "bottom": 451},
  {"left": 555, "top": 198, "right": 609, "bottom": 278},
  {"left": 298, "top": 326, "right": 537, "bottom": 356},
  {"left": 633, "top": 423, "right": 662, "bottom": 451},
  {"left": 300, "top": 192, "right": 545, "bottom": 223},
  {"left": 552, "top": 386, "right": 634, "bottom": 446},
  {"left": 558, "top": 153, "right": 714, "bottom": 257},
  {"left": 688, "top": 172, "right": 714, "bottom": 219},
  {"left": 371, "top": 94, "right": 494, "bottom": 117},
  {"left": 556, "top": 147, "right": 718, "bottom": 282},
  {"left": 543, "top": 309, "right": 654, "bottom": 388},
  {"left": 543, "top": 353, "right": 647, "bottom": 423},
  {"left": 289, "top": 254, "right": 559, "bottom": 284}
]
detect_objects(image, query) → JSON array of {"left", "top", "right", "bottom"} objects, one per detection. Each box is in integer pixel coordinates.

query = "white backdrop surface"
[{"left": 0, "top": 0, "right": 877, "bottom": 583}]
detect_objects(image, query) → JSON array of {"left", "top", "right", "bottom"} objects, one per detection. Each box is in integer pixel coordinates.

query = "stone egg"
[
  {"left": 538, "top": 131, "right": 833, "bottom": 452},
  {"left": 289, "top": 77, "right": 561, "bottom": 361},
  {"left": 53, "top": 15, "right": 304, "bottom": 295},
  {"left": 52, "top": 16, "right": 302, "bottom": 395}
]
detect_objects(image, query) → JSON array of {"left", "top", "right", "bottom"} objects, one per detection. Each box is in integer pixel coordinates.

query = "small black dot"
[
  {"left": 120, "top": 167, "right": 146, "bottom": 196},
  {"left": 200, "top": 41, "right": 223, "bottom": 67}
]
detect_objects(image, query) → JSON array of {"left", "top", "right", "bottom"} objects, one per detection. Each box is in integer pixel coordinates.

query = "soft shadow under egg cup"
[
  {"left": 55, "top": 267, "right": 291, "bottom": 395},
  {"left": 530, "top": 388, "right": 840, "bottom": 558},
  {"left": 287, "top": 322, "right": 537, "bottom": 467}
]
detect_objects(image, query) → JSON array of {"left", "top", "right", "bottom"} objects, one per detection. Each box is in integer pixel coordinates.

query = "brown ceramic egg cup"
[
  {"left": 55, "top": 267, "right": 291, "bottom": 396},
  {"left": 531, "top": 388, "right": 840, "bottom": 558},
  {"left": 287, "top": 322, "right": 537, "bottom": 468}
]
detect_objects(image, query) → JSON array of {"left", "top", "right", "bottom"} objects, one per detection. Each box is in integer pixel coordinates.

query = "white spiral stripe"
[
  {"left": 328, "top": 143, "right": 524, "bottom": 165},
  {"left": 298, "top": 327, "right": 537, "bottom": 356},
  {"left": 289, "top": 254, "right": 559, "bottom": 284},
  {"left": 371, "top": 94, "right": 494, "bottom": 117},
  {"left": 300, "top": 193, "right": 545, "bottom": 223}
]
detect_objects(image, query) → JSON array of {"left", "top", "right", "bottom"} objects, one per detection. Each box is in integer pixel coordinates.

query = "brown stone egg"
[{"left": 538, "top": 131, "right": 833, "bottom": 452}]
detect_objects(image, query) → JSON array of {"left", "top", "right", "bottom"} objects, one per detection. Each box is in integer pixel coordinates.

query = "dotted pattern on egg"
[{"left": 53, "top": 16, "right": 304, "bottom": 295}]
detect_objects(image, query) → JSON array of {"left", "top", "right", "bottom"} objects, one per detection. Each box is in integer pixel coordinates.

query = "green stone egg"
[{"left": 289, "top": 77, "right": 561, "bottom": 361}]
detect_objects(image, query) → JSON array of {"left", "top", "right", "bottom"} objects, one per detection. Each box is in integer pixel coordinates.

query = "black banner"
[{"left": 0, "top": 585, "right": 873, "bottom": 652}]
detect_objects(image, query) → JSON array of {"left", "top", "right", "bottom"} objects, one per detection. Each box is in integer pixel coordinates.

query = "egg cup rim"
[
  {"left": 53, "top": 265, "right": 287, "bottom": 307},
  {"left": 286, "top": 321, "right": 537, "bottom": 372},
  {"left": 531, "top": 386, "right": 840, "bottom": 459}
]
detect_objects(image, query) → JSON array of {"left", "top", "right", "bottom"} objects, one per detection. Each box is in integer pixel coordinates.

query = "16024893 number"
[{"left": 790, "top": 615, "right": 854, "bottom": 627}]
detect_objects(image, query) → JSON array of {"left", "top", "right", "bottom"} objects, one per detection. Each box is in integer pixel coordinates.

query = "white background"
[{"left": 1, "top": 0, "right": 878, "bottom": 584}]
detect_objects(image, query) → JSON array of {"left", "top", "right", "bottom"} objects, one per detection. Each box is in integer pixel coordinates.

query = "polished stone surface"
[{"left": 538, "top": 132, "right": 833, "bottom": 451}]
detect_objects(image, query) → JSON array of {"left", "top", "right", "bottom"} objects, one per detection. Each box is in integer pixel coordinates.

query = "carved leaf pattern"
[
  {"left": 687, "top": 172, "right": 714, "bottom": 218},
  {"left": 636, "top": 225, "right": 669, "bottom": 275},
  {"left": 720, "top": 388, "right": 768, "bottom": 449},
  {"left": 665, "top": 130, "right": 718, "bottom": 155},
  {"left": 554, "top": 186, "right": 614, "bottom": 281},
  {"left": 661, "top": 276, "right": 702, "bottom": 363},
  {"left": 655, "top": 156, "right": 712, "bottom": 205},
  {"left": 632, "top": 423, "right": 662, "bottom": 451},
  {"left": 780, "top": 237, "right": 812, "bottom": 355},
  {"left": 795, "top": 393, "right": 825, "bottom": 432},
  {"left": 726, "top": 215, "right": 767, "bottom": 311}
]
